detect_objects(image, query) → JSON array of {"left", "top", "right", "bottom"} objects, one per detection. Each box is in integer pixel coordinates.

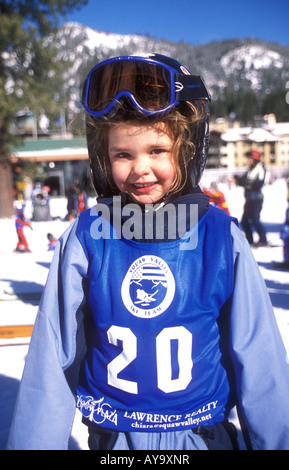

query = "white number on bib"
[
  {"left": 107, "top": 325, "right": 138, "bottom": 394},
  {"left": 107, "top": 325, "right": 193, "bottom": 394},
  {"left": 156, "top": 326, "right": 193, "bottom": 393}
]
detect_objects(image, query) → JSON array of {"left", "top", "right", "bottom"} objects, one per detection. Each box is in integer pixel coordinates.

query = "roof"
[
  {"left": 12, "top": 137, "right": 87, "bottom": 152},
  {"left": 12, "top": 138, "right": 88, "bottom": 162},
  {"left": 221, "top": 126, "right": 279, "bottom": 143},
  {"left": 265, "top": 122, "right": 289, "bottom": 136}
]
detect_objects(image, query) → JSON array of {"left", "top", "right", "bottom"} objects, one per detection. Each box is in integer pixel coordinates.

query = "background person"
[{"left": 234, "top": 150, "right": 268, "bottom": 247}]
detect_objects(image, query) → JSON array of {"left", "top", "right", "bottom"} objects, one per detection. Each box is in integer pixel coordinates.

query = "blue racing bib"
[{"left": 76, "top": 205, "right": 234, "bottom": 432}]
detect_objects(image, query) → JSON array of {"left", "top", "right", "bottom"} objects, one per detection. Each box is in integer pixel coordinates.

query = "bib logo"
[{"left": 121, "top": 256, "right": 175, "bottom": 318}]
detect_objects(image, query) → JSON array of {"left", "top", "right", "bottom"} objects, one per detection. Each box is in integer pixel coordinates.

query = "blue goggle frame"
[{"left": 82, "top": 55, "right": 210, "bottom": 119}]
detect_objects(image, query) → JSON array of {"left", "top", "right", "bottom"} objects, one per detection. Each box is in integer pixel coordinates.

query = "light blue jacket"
[{"left": 7, "top": 215, "right": 289, "bottom": 450}]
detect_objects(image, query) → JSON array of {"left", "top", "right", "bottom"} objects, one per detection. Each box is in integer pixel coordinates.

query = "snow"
[
  {"left": 1, "top": 179, "right": 289, "bottom": 450},
  {"left": 221, "top": 45, "right": 284, "bottom": 73},
  {"left": 64, "top": 22, "right": 149, "bottom": 57},
  {"left": 62, "top": 22, "right": 176, "bottom": 66},
  {"left": 220, "top": 45, "right": 284, "bottom": 90}
]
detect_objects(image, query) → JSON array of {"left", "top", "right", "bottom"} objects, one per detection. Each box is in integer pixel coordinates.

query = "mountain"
[{"left": 56, "top": 22, "right": 289, "bottom": 122}]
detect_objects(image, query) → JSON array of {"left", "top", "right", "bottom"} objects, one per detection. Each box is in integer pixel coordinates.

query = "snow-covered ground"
[{"left": 0, "top": 179, "right": 288, "bottom": 450}]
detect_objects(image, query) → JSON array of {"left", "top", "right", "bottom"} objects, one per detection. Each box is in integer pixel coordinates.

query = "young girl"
[{"left": 8, "top": 54, "right": 289, "bottom": 450}]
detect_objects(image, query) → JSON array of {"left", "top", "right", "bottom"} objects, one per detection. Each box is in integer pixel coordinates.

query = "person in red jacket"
[
  {"left": 14, "top": 204, "right": 32, "bottom": 253},
  {"left": 203, "top": 182, "right": 230, "bottom": 215}
]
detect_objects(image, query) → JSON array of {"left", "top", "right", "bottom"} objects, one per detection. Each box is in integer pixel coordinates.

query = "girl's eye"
[
  {"left": 151, "top": 148, "right": 167, "bottom": 155},
  {"left": 115, "top": 152, "right": 131, "bottom": 160}
]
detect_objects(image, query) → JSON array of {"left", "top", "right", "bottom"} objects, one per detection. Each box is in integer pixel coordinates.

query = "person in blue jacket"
[{"left": 7, "top": 54, "right": 289, "bottom": 450}]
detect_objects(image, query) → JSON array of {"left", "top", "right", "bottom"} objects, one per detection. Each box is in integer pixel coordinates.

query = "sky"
[{"left": 66, "top": 0, "right": 289, "bottom": 46}]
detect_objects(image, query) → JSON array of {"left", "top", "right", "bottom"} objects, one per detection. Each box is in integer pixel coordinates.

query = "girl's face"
[{"left": 108, "top": 122, "right": 177, "bottom": 204}]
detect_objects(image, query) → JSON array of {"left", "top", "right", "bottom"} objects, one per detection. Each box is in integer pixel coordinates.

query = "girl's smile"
[{"left": 108, "top": 122, "right": 177, "bottom": 204}]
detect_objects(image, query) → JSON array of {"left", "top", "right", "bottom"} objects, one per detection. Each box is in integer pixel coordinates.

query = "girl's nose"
[{"left": 131, "top": 155, "right": 151, "bottom": 176}]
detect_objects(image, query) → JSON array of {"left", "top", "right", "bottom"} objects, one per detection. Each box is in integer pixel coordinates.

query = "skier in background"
[
  {"left": 276, "top": 178, "right": 289, "bottom": 268},
  {"left": 47, "top": 233, "right": 57, "bottom": 251},
  {"left": 14, "top": 203, "right": 32, "bottom": 253},
  {"left": 234, "top": 150, "right": 268, "bottom": 246},
  {"left": 203, "top": 181, "right": 230, "bottom": 215}
]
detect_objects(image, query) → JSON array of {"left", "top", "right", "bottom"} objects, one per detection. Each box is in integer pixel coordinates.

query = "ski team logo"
[{"left": 121, "top": 255, "right": 175, "bottom": 318}]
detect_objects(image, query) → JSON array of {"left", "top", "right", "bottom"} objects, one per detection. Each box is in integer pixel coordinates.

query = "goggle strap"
[
  {"left": 175, "top": 74, "right": 211, "bottom": 101},
  {"left": 81, "top": 78, "right": 87, "bottom": 105}
]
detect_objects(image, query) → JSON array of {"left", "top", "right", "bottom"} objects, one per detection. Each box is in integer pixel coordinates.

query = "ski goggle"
[{"left": 82, "top": 56, "right": 211, "bottom": 119}]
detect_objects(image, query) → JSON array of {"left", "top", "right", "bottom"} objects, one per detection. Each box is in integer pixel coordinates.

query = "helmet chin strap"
[{"left": 119, "top": 190, "right": 170, "bottom": 210}]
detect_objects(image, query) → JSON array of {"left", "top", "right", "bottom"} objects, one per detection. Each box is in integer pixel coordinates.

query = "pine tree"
[{"left": 0, "top": 0, "right": 88, "bottom": 218}]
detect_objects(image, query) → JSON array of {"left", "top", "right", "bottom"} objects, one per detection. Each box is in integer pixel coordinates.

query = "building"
[
  {"left": 12, "top": 137, "right": 91, "bottom": 197},
  {"left": 210, "top": 116, "right": 289, "bottom": 176},
  {"left": 264, "top": 122, "right": 289, "bottom": 168},
  {"left": 219, "top": 126, "right": 278, "bottom": 168}
]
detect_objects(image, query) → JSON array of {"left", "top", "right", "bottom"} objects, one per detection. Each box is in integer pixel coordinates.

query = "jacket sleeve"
[
  {"left": 230, "top": 222, "right": 289, "bottom": 450},
  {"left": 7, "top": 218, "right": 89, "bottom": 450}
]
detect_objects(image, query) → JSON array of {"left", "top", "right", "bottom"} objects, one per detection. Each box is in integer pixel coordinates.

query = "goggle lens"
[{"left": 86, "top": 61, "right": 172, "bottom": 113}]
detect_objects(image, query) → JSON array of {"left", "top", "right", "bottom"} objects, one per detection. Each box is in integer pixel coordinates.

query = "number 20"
[{"left": 107, "top": 325, "right": 193, "bottom": 394}]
